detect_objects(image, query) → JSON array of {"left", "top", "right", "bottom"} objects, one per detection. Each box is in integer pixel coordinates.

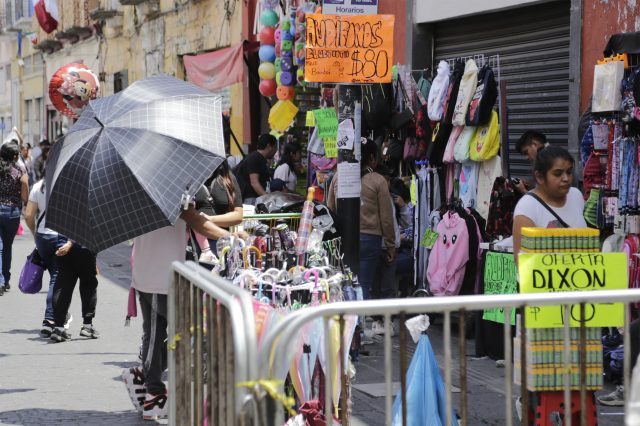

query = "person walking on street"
[
  {"left": 122, "top": 202, "right": 232, "bottom": 420},
  {"left": 49, "top": 238, "right": 99, "bottom": 343},
  {"left": 235, "top": 134, "right": 277, "bottom": 204},
  {"left": 34, "top": 139, "right": 51, "bottom": 181},
  {"left": 0, "top": 141, "right": 29, "bottom": 295},
  {"left": 24, "top": 179, "right": 71, "bottom": 337}
]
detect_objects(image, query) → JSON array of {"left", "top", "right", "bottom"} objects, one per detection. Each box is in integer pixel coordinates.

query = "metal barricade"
[
  {"left": 168, "top": 261, "right": 259, "bottom": 426},
  {"left": 260, "top": 289, "right": 640, "bottom": 426}
]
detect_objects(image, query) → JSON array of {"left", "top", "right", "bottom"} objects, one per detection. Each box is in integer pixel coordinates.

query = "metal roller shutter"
[{"left": 434, "top": 0, "right": 570, "bottom": 177}]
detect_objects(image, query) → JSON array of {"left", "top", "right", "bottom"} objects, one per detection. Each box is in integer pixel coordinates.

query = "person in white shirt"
[
  {"left": 122, "top": 202, "right": 231, "bottom": 420},
  {"left": 273, "top": 142, "right": 302, "bottom": 193},
  {"left": 24, "top": 179, "right": 64, "bottom": 337},
  {"left": 513, "top": 146, "right": 586, "bottom": 261}
]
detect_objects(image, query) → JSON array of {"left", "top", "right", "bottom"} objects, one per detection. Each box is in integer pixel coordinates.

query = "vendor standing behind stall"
[{"left": 512, "top": 146, "right": 586, "bottom": 261}]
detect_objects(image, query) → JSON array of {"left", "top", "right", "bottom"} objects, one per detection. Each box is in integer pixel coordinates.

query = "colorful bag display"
[
  {"left": 453, "top": 126, "right": 477, "bottom": 163},
  {"left": 469, "top": 110, "right": 500, "bottom": 161}
]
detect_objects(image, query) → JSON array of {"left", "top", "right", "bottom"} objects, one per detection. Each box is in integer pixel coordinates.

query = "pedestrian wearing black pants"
[
  {"left": 137, "top": 291, "right": 168, "bottom": 396},
  {"left": 50, "top": 239, "right": 100, "bottom": 342}
]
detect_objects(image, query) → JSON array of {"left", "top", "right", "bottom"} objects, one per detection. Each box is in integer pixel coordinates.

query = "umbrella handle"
[{"left": 243, "top": 246, "right": 262, "bottom": 269}]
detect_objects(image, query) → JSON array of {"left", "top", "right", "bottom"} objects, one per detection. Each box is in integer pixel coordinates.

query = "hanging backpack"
[
  {"left": 441, "top": 60, "right": 465, "bottom": 125},
  {"left": 363, "top": 83, "right": 393, "bottom": 131},
  {"left": 466, "top": 65, "right": 498, "bottom": 126},
  {"left": 469, "top": 110, "right": 500, "bottom": 161},
  {"left": 426, "top": 122, "right": 452, "bottom": 165},
  {"left": 427, "top": 211, "right": 470, "bottom": 296},
  {"left": 417, "top": 72, "right": 432, "bottom": 102},
  {"left": 453, "top": 126, "right": 477, "bottom": 163},
  {"left": 452, "top": 59, "right": 479, "bottom": 126},
  {"left": 427, "top": 61, "right": 451, "bottom": 121},
  {"left": 485, "top": 176, "right": 522, "bottom": 241},
  {"left": 443, "top": 125, "right": 464, "bottom": 164}
]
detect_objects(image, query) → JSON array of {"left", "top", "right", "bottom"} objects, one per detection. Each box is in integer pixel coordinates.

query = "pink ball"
[
  {"left": 259, "top": 27, "right": 276, "bottom": 45},
  {"left": 259, "top": 79, "right": 277, "bottom": 97}
]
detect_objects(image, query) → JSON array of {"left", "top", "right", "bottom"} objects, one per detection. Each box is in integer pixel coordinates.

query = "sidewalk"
[{"left": 0, "top": 226, "right": 161, "bottom": 425}]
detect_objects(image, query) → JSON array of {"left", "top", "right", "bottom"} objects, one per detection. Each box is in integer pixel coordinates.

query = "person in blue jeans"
[
  {"left": 25, "top": 179, "right": 71, "bottom": 336},
  {"left": 0, "top": 141, "right": 29, "bottom": 296},
  {"left": 327, "top": 140, "right": 395, "bottom": 299}
]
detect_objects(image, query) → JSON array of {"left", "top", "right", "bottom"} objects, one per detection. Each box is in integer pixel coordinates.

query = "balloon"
[
  {"left": 280, "top": 71, "right": 294, "bottom": 86},
  {"left": 281, "top": 49, "right": 293, "bottom": 58},
  {"left": 258, "top": 62, "right": 276, "bottom": 80},
  {"left": 275, "top": 71, "right": 283, "bottom": 86},
  {"left": 259, "top": 27, "right": 276, "bottom": 45},
  {"left": 274, "top": 29, "right": 282, "bottom": 44},
  {"left": 260, "top": 9, "right": 279, "bottom": 27},
  {"left": 276, "top": 85, "right": 295, "bottom": 101},
  {"left": 281, "top": 20, "right": 291, "bottom": 31},
  {"left": 281, "top": 57, "right": 293, "bottom": 72},
  {"left": 258, "top": 45, "right": 276, "bottom": 62},
  {"left": 259, "top": 79, "right": 277, "bottom": 97},
  {"left": 281, "top": 40, "right": 293, "bottom": 52},
  {"left": 282, "top": 30, "right": 293, "bottom": 41},
  {"left": 48, "top": 63, "right": 100, "bottom": 119}
]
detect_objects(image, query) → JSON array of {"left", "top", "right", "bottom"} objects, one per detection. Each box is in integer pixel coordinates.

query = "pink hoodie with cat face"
[{"left": 427, "top": 211, "right": 470, "bottom": 296}]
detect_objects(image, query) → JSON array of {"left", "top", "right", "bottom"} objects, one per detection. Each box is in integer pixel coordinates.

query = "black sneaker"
[
  {"left": 40, "top": 320, "right": 55, "bottom": 338},
  {"left": 80, "top": 324, "right": 100, "bottom": 339},
  {"left": 4, "top": 283, "right": 10, "bottom": 291},
  {"left": 50, "top": 328, "right": 71, "bottom": 343}
]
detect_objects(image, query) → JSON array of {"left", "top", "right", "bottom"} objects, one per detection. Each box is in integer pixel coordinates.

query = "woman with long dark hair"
[
  {"left": 273, "top": 142, "right": 302, "bottom": 193},
  {"left": 0, "top": 141, "right": 29, "bottom": 295},
  {"left": 194, "top": 160, "right": 243, "bottom": 260}
]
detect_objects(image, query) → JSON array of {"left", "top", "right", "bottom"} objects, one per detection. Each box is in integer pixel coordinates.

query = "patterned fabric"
[
  {"left": 485, "top": 176, "right": 521, "bottom": 241},
  {"left": 45, "top": 75, "right": 225, "bottom": 252},
  {"left": 0, "top": 166, "right": 23, "bottom": 208}
]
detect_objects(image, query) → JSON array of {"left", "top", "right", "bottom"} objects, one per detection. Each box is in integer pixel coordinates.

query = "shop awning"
[{"left": 183, "top": 42, "right": 245, "bottom": 92}]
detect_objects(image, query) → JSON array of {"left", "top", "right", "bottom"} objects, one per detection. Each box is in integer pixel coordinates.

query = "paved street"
[
  {"left": 0, "top": 225, "right": 162, "bottom": 426},
  {"left": 0, "top": 223, "right": 626, "bottom": 425}
]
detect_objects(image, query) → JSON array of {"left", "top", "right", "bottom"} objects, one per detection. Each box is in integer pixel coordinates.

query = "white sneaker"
[
  {"left": 142, "top": 391, "right": 168, "bottom": 420},
  {"left": 64, "top": 313, "right": 73, "bottom": 330},
  {"left": 598, "top": 385, "right": 625, "bottom": 406},
  {"left": 122, "top": 367, "right": 146, "bottom": 412}
]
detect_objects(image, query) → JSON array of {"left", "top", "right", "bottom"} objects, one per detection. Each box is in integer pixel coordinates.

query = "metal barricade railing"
[
  {"left": 168, "top": 261, "right": 258, "bottom": 426},
  {"left": 260, "top": 289, "right": 640, "bottom": 426}
]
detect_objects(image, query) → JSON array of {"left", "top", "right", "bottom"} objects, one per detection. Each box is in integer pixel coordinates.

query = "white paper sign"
[
  {"left": 336, "top": 119, "right": 355, "bottom": 151},
  {"left": 337, "top": 162, "right": 361, "bottom": 199}
]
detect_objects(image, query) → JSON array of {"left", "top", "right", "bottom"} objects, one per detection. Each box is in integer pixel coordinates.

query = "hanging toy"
[
  {"left": 275, "top": 7, "right": 296, "bottom": 101},
  {"left": 258, "top": 0, "right": 279, "bottom": 98}
]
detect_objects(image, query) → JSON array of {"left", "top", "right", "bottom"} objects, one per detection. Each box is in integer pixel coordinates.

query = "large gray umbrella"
[{"left": 45, "top": 74, "right": 225, "bottom": 252}]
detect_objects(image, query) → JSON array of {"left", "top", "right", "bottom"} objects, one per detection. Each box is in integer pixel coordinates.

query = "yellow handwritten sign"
[
  {"left": 306, "top": 111, "right": 316, "bottom": 127},
  {"left": 304, "top": 14, "right": 395, "bottom": 84},
  {"left": 519, "top": 253, "right": 627, "bottom": 328},
  {"left": 324, "top": 138, "right": 337, "bottom": 158}
]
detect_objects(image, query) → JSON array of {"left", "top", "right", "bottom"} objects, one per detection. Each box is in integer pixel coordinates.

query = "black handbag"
[
  {"left": 425, "top": 122, "right": 453, "bottom": 165},
  {"left": 390, "top": 77, "right": 415, "bottom": 129}
]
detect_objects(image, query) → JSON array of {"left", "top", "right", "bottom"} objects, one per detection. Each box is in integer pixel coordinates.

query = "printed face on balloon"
[{"left": 49, "top": 63, "right": 100, "bottom": 119}]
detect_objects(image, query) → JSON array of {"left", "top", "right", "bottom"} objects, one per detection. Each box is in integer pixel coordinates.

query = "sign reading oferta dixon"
[{"left": 518, "top": 253, "right": 627, "bottom": 328}]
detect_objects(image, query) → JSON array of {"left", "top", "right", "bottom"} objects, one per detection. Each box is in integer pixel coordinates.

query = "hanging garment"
[
  {"left": 443, "top": 125, "right": 464, "bottom": 164},
  {"left": 428, "top": 61, "right": 451, "bottom": 121},
  {"left": 452, "top": 59, "right": 479, "bottom": 126},
  {"left": 441, "top": 60, "right": 465, "bottom": 125},
  {"left": 468, "top": 110, "right": 500, "bottom": 162},
  {"left": 414, "top": 168, "right": 430, "bottom": 290},
  {"left": 459, "top": 162, "right": 480, "bottom": 209},
  {"left": 427, "top": 211, "right": 470, "bottom": 296},
  {"left": 476, "top": 156, "right": 503, "bottom": 221},
  {"left": 454, "top": 126, "right": 477, "bottom": 163},
  {"left": 485, "top": 177, "right": 522, "bottom": 241},
  {"left": 466, "top": 65, "right": 498, "bottom": 126}
]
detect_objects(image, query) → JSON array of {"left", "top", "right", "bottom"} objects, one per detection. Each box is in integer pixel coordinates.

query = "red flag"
[{"left": 34, "top": 0, "right": 59, "bottom": 34}]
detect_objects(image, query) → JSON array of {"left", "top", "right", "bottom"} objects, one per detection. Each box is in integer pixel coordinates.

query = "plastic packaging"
[{"left": 295, "top": 187, "right": 316, "bottom": 255}]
